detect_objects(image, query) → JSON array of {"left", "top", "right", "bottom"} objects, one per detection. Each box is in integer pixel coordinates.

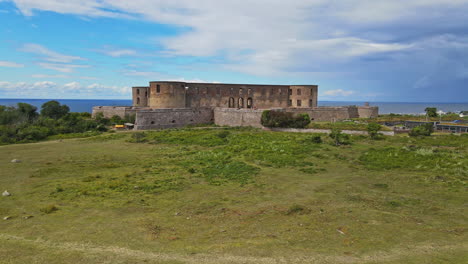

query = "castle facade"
[
  {"left": 93, "top": 81, "right": 378, "bottom": 130},
  {"left": 132, "top": 81, "right": 318, "bottom": 109}
]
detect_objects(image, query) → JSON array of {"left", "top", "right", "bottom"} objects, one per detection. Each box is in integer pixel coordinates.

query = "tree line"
[{"left": 0, "top": 101, "right": 126, "bottom": 144}]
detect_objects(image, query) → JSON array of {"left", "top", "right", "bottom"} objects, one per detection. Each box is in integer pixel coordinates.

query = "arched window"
[
  {"left": 238, "top": 98, "right": 244, "bottom": 108},
  {"left": 248, "top": 88, "right": 252, "bottom": 95},
  {"left": 145, "top": 91, "right": 148, "bottom": 97},
  {"left": 229, "top": 97, "right": 235, "bottom": 108},
  {"left": 239, "top": 88, "right": 243, "bottom": 95},
  {"left": 136, "top": 89, "right": 140, "bottom": 95},
  {"left": 247, "top": 97, "right": 253, "bottom": 108},
  {"left": 137, "top": 97, "right": 140, "bottom": 104},
  {"left": 156, "top": 85, "right": 161, "bottom": 93}
]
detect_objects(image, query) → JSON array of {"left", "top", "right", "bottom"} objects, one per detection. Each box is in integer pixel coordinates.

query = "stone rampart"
[
  {"left": 213, "top": 108, "right": 264, "bottom": 128},
  {"left": 92, "top": 106, "right": 142, "bottom": 119},
  {"left": 357, "top": 106, "right": 379, "bottom": 118},
  {"left": 134, "top": 108, "right": 213, "bottom": 130}
]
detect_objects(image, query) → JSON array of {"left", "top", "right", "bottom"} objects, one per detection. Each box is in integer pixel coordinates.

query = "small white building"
[{"left": 460, "top": 111, "right": 468, "bottom": 118}]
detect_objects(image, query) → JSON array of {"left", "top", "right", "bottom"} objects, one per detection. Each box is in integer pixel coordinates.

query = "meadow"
[{"left": 0, "top": 128, "right": 466, "bottom": 263}]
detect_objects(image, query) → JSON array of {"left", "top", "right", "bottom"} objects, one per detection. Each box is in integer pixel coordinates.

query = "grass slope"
[{"left": 0, "top": 128, "right": 467, "bottom": 263}]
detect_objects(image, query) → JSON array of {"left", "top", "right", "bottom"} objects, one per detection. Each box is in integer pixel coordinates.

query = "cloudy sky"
[{"left": 0, "top": 0, "right": 467, "bottom": 101}]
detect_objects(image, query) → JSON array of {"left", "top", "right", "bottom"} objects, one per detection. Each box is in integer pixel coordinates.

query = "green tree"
[
  {"left": 110, "top": 115, "right": 123, "bottom": 125},
  {"left": 425, "top": 107, "right": 437, "bottom": 118},
  {"left": 40, "top": 101, "right": 70, "bottom": 119},
  {"left": 367, "top": 123, "right": 382, "bottom": 139},
  {"left": 17, "top": 103, "right": 38, "bottom": 121}
]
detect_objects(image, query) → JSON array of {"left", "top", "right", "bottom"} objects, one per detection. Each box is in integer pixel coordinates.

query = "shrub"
[
  {"left": 409, "top": 124, "right": 434, "bottom": 137},
  {"left": 216, "top": 130, "right": 230, "bottom": 139},
  {"left": 110, "top": 115, "right": 123, "bottom": 125},
  {"left": 329, "top": 128, "right": 350, "bottom": 146},
  {"left": 261, "top": 110, "right": 311, "bottom": 128},
  {"left": 310, "top": 135, "right": 322, "bottom": 143},
  {"left": 17, "top": 126, "right": 51, "bottom": 141},
  {"left": 40, "top": 204, "right": 59, "bottom": 214},
  {"left": 367, "top": 123, "right": 382, "bottom": 139},
  {"left": 286, "top": 204, "right": 307, "bottom": 215},
  {"left": 131, "top": 132, "right": 147, "bottom": 143}
]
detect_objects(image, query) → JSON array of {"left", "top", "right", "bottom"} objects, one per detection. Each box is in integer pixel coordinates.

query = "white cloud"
[
  {"left": 123, "top": 70, "right": 164, "bottom": 78},
  {"left": 0, "top": 61, "right": 24, "bottom": 68},
  {"left": 7, "top": 0, "right": 468, "bottom": 77},
  {"left": 21, "top": 43, "right": 85, "bottom": 63},
  {"left": 98, "top": 48, "right": 137, "bottom": 57},
  {"left": 323, "top": 89, "right": 355, "bottom": 97},
  {"left": 37, "top": 62, "right": 90, "bottom": 73},
  {"left": 32, "top": 74, "right": 69, "bottom": 78}
]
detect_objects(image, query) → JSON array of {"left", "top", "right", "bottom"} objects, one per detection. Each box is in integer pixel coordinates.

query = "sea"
[{"left": 1, "top": 98, "right": 467, "bottom": 115}]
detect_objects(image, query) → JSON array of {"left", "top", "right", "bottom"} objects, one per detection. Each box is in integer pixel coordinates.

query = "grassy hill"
[{"left": 0, "top": 128, "right": 467, "bottom": 263}]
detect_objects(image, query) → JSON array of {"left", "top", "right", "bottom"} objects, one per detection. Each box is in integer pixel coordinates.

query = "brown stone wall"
[
  {"left": 357, "top": 106, "right": 379, "bottom": 118},
  {"left": 145, "top": 82, "right": 316, "bottom": 110},
  {"left": 134, "top": 108, "right": 213, "bottom": 130},
  {"left": 288, "top": 107, "right": 358, "bottom": 122},
  {"left": 183, "top": 83, "right": 290, "bottom": 109},
  {"left": 213, "top": 108, "right": 264, "bottom": 128},
  {"left": 148, "top": 82, "right": 186, "bottom": 108},
  {"left": 92, "top": 106, "right": 140, "bottom": 119},
  {"left": 288, "top": 85, "right": 318, "bottom": 108},
  {"left": 132, "top": 87, "right": 149, "bottom": 107}
]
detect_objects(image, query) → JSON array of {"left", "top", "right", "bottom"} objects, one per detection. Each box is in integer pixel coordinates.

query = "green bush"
[
  {"left": 40, "top": 204, "right": 58, "bottom": 214},
  {"left": 329, "top": 128, "right": 350, "bottom": 146},
  {"left": 409, "top": 124, "right": 434, "bottom": 137},
  {"left": 367, "top": 123, "right": 382, "bottom": 139},
  {"left": 261, "top": 110, "right": 311, "bottom": 128},
  {"left": 216, "top": 130, "right": 230, "bottom": 139}
]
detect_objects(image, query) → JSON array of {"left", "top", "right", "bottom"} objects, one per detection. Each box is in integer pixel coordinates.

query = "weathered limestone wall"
[
  {"left": 132, "top": 87, "right": 149, "bottom": 107},
  {"left": 145, "top": 81, "right": 318, "bottom": 110},
  {"left": 134, "top": 108, "right": 213, "bottom": 130},
  {"left": 357, "top": 106, "right": 379, "bottom": 118},
  {"left": 213, "top": 108, "right": 264, "bottom": 128},
  {"left": 148, "top": 82, "right": 186, "bottom": 108},
  {"left": 289, "top": 85, "right": 318, "bottom": 108},
  {"left": 288, "top": 107, "right": 358, "bottom": 122},
  {"left": 92, "top": 106, "right": 141, "bottom": 119},
  {"left": 184, "top": 83, "right": 290, "bottom": 109}
]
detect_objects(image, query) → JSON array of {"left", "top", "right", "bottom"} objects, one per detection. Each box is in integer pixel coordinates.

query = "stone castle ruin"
[{"left": 92, "top": 81, "right": 378, "bottom": 129}]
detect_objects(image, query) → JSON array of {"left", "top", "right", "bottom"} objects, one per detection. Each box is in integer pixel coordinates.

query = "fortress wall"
[
  {"left": 213, "top": 108, "right": 264, "bottom": 128},
  {"left": 92, "top": 106, "right": 140, "bottom": 119},
  {"left": 287, "top": 107, "right": 355, "bottom": 122},
  {"left": 134, "top": 108, "right": 213, "bottom": 130},
  {"left": 357, "top": 106, "right": 379, "bottom": 118}
]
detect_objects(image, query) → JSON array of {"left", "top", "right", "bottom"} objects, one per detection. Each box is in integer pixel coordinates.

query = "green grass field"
[{"left": 0, "top": 128, "right": 467, "bottom": 263}]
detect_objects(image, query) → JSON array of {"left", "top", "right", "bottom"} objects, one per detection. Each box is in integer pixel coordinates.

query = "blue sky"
[{"left": 0, "top": 0, "right": 467, "bottom": 102}]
